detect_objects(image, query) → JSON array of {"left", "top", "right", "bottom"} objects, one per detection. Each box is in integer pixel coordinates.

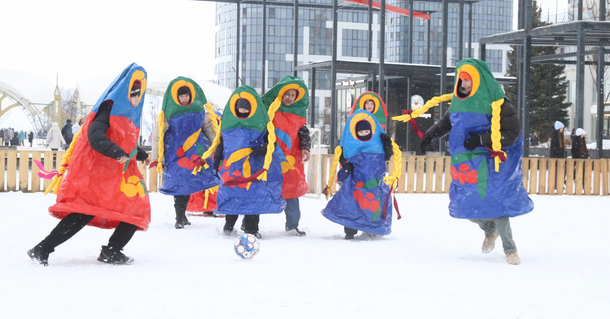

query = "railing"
[{"left": 2, "top": 150, "right": 609, "bottom": 195}]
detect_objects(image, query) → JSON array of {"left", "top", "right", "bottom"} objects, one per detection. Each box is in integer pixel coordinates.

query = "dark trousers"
[
  {"left": 40, "top": 213, "right": 138, "bottom": 252},
  {"left": 174, "top": 194, "right": 191, "bottom": 221},
  {"left": 225, "top": 214, "right": 260, "bottom": 233}
]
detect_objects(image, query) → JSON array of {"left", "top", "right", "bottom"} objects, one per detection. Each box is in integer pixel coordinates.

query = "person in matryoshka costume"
[
  {"left": 28, "top": 63, "right": 152, "bottom": 266},
  {"left": 203, "top": 85, "right": 286, "bottom": 239},
  {"left": 322, "top": 109, "right": 401, "bottom": 239},
  {"left": 261, "top": 76, "right": 311, "bottom": 236},
  {"left": 150, "top": 77, "right": 220, "bottom": 229},
  {"left": 347, "top": 91, "right": 389, "bottom": 130},
  {"left": 399, "top": 58, "right": 533, "bottom": 265}
]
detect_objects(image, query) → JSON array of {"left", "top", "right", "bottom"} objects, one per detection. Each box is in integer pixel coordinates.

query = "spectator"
[
  {"left": 46, "top": 122, "right": 65, "bottom": 151},
  {"left": 550, "top": 121, "right": 566, "bottom": 158},
  {"left": 61, "top": 119, "right": 73, "bottom": 150},
  {"left": 18, "top": 130, "right": 25, "bottom": 146},
  {"left": 28, "top": 131, "right": 34, "bottom": 147},
  {"left": 571, "top": 128, "right": 589, "bottom": 159}
]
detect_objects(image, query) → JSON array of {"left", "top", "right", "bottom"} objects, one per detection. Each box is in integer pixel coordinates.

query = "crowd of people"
[
  {"left": 0, "top": 127, "right": 34, "bottom": 147},
  {"left": 27, "top": 58, "right": 537, "bottom": 268}
]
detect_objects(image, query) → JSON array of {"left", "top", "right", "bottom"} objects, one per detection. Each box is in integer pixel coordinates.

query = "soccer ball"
[{"left": 234, "top": 234, "right": 260, "bottom": 259}]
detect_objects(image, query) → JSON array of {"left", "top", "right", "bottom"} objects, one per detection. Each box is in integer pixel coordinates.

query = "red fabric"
[
  {"left": 485, "top": 147, "right": 507, "bottom": 162},
  {"left": 48, "top": 115, "right": 151, "bottom": 231},
  {"left": 403, "top": 110, "right": 425, "bottom": 138},
  {"left": 273, "top": 112, "right": 309, "bottom": 199},
  {"left": 187, "top": 191, "right": 217, "bottom": 213}
]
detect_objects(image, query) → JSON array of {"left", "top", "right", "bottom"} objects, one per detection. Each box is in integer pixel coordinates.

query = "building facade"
[{"left": 214, "top": 0, "right": 513, "bottom": 144}]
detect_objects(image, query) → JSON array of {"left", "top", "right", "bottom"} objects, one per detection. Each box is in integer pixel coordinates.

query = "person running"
[{"left": 28, "top": 63, "right": 151, "bottom": 266}]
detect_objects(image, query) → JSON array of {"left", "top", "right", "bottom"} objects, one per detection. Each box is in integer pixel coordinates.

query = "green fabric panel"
[
  {"left": 161, "top": 77, "right": 207, "bottom": 120},
  {"left": 221, "top": 85, "right": 270, "bottom": 133},
  {"left": 261, "top": 75, "right": 309, "bottom": 118},
  {"left": 449, "top": 58, "right": 506, "bottom": 115},
  {"left": 477, "top": 157, "right": 488, "bottom": 201},
  {"left": 451, "top": 150, "right": 488, "bottom": 165},
  {"left": 362, "top": 178, "right": 380, "bottom": 190}
]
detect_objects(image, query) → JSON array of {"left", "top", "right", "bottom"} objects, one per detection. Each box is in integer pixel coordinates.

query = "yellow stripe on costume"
[{"left": 182, "top": 129, "right": 202, "bottom": 152}]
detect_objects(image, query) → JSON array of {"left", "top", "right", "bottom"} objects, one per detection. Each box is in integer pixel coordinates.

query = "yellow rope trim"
[
  {"left": 383, "top": 140, "right": 402, "bottom": 189},
  {"left": 204, "top": 102, "right": 220, "bottom": 135},
  {"left": 491, "top": 98, "right": 505, "bottom": 172},
  {"left": 257, "top": 98, "right": 282, "bottom": 181},
  {"left": 324, "top": 146, "right": 343, "bottom": 200},
  {"left": 44, "top": 129, "right": 81, "bottom": 195},
  {"left": 391, "top": 94, "right": 453, "bottom": 123},
  {"left": 156, "top": 110, "right": 166, "bottom": 174}
]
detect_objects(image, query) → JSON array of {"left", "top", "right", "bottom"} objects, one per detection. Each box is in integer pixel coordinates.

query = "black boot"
[
  {"left": 27, "top": 243, "right": 53, "bottom": 266},
  {"left": 174, "top": 195, "right": 191, "bottom": 229},
  {"left": 97, "top": 245, "right": 133, "bottom": 265}
]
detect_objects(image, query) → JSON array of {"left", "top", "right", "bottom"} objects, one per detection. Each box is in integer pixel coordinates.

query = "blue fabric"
[
  {"left": 322, "top": 110, "right": 393, "bottom": 235},
  {"left": 159, "top": 112, "right": 220, "bottom": 196},
  {"left": 91, "top": 63, "right": 145, "bottom": 128},
  {"left": 215, "top": 127, "right": 286, "bottom": 215},
  {"left": 447, "top": 111, "right": 533, "bottom": 219}
]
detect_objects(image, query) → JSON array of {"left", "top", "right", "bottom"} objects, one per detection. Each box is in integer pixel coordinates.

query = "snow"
[{"left": 1, "top": 192, "right": 608, "bottom": 318}]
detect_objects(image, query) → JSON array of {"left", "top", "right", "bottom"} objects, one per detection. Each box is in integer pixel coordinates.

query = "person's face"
[
  {"left": 461, "top": 79, "right": 472, "bottom": 94},
  {"left": 357, "top": 130, "right": 371, "bottom": 137},
  {"left": 178, "top": 94, "right": 191, "bottom": 106},
  {"left": 364, "top": 100, "right": 375, "bottom": 112},
  {"left": 130, "top": 95, "right": 141, "bottom": 107},
  {"left": 238, "top": 107, "right": 249, "bottom": 114},
  {"left": 282, "top": 89, "right": 298, "bottom": 106},
  {"left": 79, "top": 118, "right": 85, "bottom": 125}
]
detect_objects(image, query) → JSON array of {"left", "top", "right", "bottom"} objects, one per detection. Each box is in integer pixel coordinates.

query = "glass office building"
[{"left": 214, "top": 0, "right": 513, "bottom": 143}]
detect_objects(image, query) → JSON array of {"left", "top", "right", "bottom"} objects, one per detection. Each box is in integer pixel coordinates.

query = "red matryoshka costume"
[
  {"left": 28, "top": 63, "right": 151, "bottom": 266},
  {"left": 348, "top": 91, "right": 389, "bottom": 130}
]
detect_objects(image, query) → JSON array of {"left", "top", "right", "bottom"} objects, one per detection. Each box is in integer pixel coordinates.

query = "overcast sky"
[{"left": 0, "top": 0, "right": 573, "bottom": 131}]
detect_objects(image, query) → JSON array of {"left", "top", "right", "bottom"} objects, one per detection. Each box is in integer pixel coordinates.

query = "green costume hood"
[
  {"left": 261, "top": 75, "right": 309, "bottom": 118},
  {"left": 450, "top": 58, "right": 506, "bottom": 114},
  {"left": 161, "top": 77, "right": 207, "bottom": 120},
  {"left": 221, "top": 85, "right": 269, "bottom": 132}
]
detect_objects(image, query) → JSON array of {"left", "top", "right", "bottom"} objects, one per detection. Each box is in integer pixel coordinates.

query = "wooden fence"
[{"left": 2, "top": 150, "right": 610, "bottom": 195}]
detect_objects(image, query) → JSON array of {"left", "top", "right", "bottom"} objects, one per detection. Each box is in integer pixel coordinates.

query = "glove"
[
  {"left": 251, "top": 144, "right": 268, "bottom": 156},
  {"left": 380, "top": 134, "right": 393, "bottom": 161},
  {"left": 341, "top": 161, "right": 354, "bottom": 175},
  {"left": 148, "top": 161, "right": 158, "bottom": 169},
  {"left": 463, "top": 132, "right": 483, "bottom": 150},
  {"left": 420, "top": 135, "right": 433, "bottom": 153}
]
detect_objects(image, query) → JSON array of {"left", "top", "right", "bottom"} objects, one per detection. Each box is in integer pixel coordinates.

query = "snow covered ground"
[{"left": 1, "top": 192, "right": 608, "bottom": 319}]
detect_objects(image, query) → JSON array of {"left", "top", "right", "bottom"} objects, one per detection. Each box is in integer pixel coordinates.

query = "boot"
[
  {"left": 506, "top": 251, "right": 521, "bottom": 265},
  {"left": 97, "top": 245, "right": 133, "bottom": 265},
  {"left": 286, "top": 227, "right": 306, "bottom": 237},
  {"left": 27, "top": 244, "right": 52, "bottom": 266},
  {"left": 345, "top": 233, "right": 355, "bottom": 240},
  {"left": 482, "top": 230, "right": 499, "bottom": 254},
  {"left": 175, "top": 213, "right": 191, "bottom": 229},
  {"left": 246, "top": 231, "right": 262, "bottom": 239}
]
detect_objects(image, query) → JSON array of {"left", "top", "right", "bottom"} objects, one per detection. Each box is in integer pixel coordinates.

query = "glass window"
[{"left": 269, "top": 8, "right": 275, "bottom": 18}]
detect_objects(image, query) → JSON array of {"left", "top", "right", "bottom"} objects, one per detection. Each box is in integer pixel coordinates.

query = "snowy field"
[{"left": 1, "top": 192, "right": 608, "bottom": 319}]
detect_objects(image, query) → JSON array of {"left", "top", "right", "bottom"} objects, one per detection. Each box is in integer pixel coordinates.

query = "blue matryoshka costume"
[
  {"left": 446, "top": 60, "right": 533, "bottom": 219},
  {"left": 156, "top": 77, "right": 220, "bottom": 196},
  {"left": 322, "top": 110, "right": 400, "bottom": 236},
  {"left": 205, "top": 85, "right": 286, "bottom": 216}
]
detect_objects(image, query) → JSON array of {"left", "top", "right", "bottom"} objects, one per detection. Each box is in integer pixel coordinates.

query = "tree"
[{"left": 505, "top": 0, "right": 570, "bottom": 143}]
